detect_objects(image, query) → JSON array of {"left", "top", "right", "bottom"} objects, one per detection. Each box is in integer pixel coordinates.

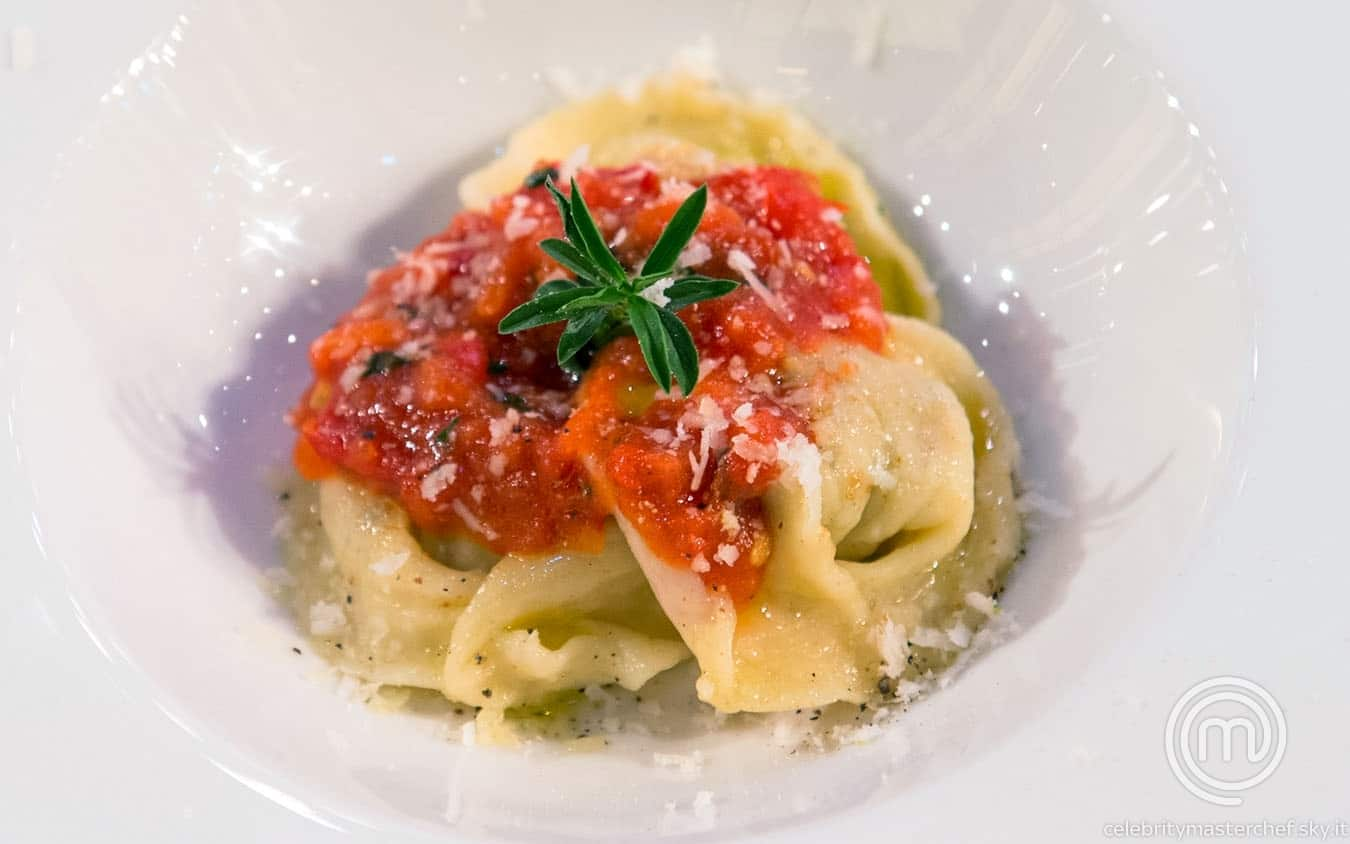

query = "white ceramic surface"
[{"left": 3, "top": 2, "right": 1347, "bottom": 842}]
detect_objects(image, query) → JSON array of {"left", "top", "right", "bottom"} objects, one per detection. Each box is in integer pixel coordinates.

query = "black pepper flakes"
[
  {"left": 878, "top": 677, "right": 893, "bottom": 696},
  {"left": 361, "top": 350, "right": 409, "bottom": 379},
  {"left": 482, "top": 688, "right": 493, "bottom": 698}
]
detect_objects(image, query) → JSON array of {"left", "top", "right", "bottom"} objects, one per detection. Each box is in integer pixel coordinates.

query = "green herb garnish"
[
  {"left": 497, "top": 177, "right": 738, "bottom": 394},
  {"left": 434, "top": 417, "right": 461, "bottom": 443},
  {"left": 361, "top": 350, "right": 409, "bottom": 378},
  {"left": 523, "top": 166, "right": 559, "bottom": 189}
]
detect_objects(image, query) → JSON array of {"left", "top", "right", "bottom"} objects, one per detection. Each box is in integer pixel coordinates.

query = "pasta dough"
[
  {"left": 282, "top": 317, "right": 1020, "bottom": 715},
  {"left": 622, "top": 316, "right": 1020, "bottom": 712},
  {"left": 284, "top": 481, "right": 688, "bottom": 706},
  {"left": 279, "top": 75, "right": 1023, "bottom": 729},
  {"left": 460, "top": 73, "right": 939, "bottom": 321}
]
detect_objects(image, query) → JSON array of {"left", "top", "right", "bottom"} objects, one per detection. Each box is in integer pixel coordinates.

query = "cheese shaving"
[
  {"left": 452, "top": 500, "right": 500, "bottom": 540},
  {"left": 420, "top": 463, "right": 458, "bottom": 500},
  {"left": 727, "top": 248, "right": 785, "bottom": 314}
]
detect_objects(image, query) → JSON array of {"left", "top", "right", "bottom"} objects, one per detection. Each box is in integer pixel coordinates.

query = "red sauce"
[{"left": 294, "top": 164, "right": 886, "bottom": 604}]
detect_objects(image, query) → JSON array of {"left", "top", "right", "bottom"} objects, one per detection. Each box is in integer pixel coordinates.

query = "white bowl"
[{"left": 3, "top": 0, "right": 1255, "bottom": 840}]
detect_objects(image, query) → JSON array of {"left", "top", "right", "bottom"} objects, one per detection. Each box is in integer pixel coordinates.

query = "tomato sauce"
[{"left": 293, "top": 164, "right": 886, "bottom": 604}]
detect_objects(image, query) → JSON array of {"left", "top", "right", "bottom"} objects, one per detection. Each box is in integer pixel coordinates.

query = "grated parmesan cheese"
[
  {"left": 338, "top": 356, "right": 366, "bottom": 392},
  {"left": 908, "top": 626, "right": 954, "bottom": 650},
  {"left": 653, "top": 750, "right": 705, "bottom": 775},
  {"left": 727, "top": 248, "right": 785, "bottom": 314},
  {"left": 965, "top": 592, "right": 997, "bottom": 617},
  {"left": 685, "top": 397, "right": 729, "bottom": 491},
  {"left": 730, "top": 434, "right": 776, "bottom": 467},
  {"left": 946, "top": 621, "right": 972, "bottom": 649},
  {"left": 488, "top": 408, "right": 521, "bottom": 447},
  {"left": 370, "top": 551, "right": 409, "bottom": 576},
  {"left": 727, "top": 357, "right": 749, "bottom": 383},
  {"left": 677, "top": 239, "right": 712, "bottom": 268},
  {"left": 420, "top": 463, "right": 458, "bottom": 500},
  {"left": 731, "top": 402, "right": 754, "bottom": 424},
  {"left": 776, "top": 433, "right": 822, "bottom": 524},
  {"left": 691, "top": 554, "right": 711, "bottom": 573},
  {"left": 867, "top": 460, "right": 898, "bottom": 490},
  {"left": 714, "top": 544, "right": 739, "bottom": 565},
  {"left": 503, "top": 205, "right": 539, "bottom": 241},
  {"left": 308, "top": 600, "right": 347, "bottom": 636},
  {"left": 452, "top": 500, "right": 499, "bottom": 540},
  {"left": 720, "top": 506, "right": 740, "bottom": 538},
  {"left": 876, "top": 618, "right": 909, "bottom": 678},
  {"left": 647, "top": 428, "right": 674, "bottom": 446},
  {"left": 638, "top": 276, "right": 675, "bottom": 307}
]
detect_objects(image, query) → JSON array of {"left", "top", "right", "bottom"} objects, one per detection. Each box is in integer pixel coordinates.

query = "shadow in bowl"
[
  {"left": 878, "top": 178, "right": 1171, "bottom": 635},
  {"left": 192, "top": 146, "right": 496, "bottom": 574},
  {"left": 874, "top": 180, "right": 1086, "bottom": 633}
]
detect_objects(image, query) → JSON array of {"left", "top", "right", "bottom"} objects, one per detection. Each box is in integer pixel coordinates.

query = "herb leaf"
[
  {"left": 539, "top": 238, "right": 602, "bottom": 283},
  {"left": 523, "top": 166, "right": 559, "bottom": 189},
  {"left": 664, "top": 277, "right": 740, "bottom": 311},
  {"left": 564, "top": 178, "right": 627, "bottom": 285},
  {"left": 545, "top": 179, "right": 584, "bottom": 249},
  {"left": 656, "top": 307, "right": 699, "bottom": 394},
  {"left": 640, "top": 184, "right": 707, "bottom": 278},
  {"left": 498, "top": 175, "right": 741, "bottom": 393},
  {"left": 556, "top": 286, "right": 627, "bottom": 317},
  {"left": 361, "top": 350, "right": 409, "bottom": 378},
  {"left": 435, "top": 417, "right": 461, "bottom": 443},
  {"left": 535, "top": 278, "right": 579, "bottom": 298},
  {"left": 497, "top": 286, "right": 596, "bottom": 332},
  {"left": 627, "top": 296, "right": 672, "bottom": 392},
  {"left": 557, "top": 307, "right": 611, "bottom": 365}
]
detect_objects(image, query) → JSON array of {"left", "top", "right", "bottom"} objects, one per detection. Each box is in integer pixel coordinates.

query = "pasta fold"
[
  {"left": 625, "top": 316, "right": 1020, "bottom": 712},
  {"left": 459, "top": 73, "right": 939, "bottom": 320}
]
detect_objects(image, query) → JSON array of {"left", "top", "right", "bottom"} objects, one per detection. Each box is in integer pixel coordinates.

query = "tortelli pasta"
[{"left": 280, "top": 74, "right": 1022, "bottom": 729}]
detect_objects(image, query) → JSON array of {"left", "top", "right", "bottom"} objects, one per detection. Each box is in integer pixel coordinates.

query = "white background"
[{"left": 2, "top": 2, "right": 1347, "bottom": 841}]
